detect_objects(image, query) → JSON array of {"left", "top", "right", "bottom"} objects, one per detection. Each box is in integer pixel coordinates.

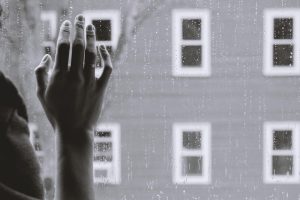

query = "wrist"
[{"left": 55, "top": 127, "right": 94, "bottom": 146}]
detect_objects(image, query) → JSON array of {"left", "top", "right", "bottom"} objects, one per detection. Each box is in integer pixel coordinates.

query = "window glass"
[
  {"left": 273, "top": 44, "right": 293, "bottom": 66},
  {"left": 264, "top": 10, "right": 300, "bottom": 76},
  {"left": 95, "top": 131, "right": 111, "bottom": 137},
  {"left": 173, "top": 123, "right": 210, "bottom": 184},
  {"left": 44, "top": 46, "right": 52, "bottom": 55},
  {"left": 182, "top": 131, "right": 201, "bottom": 149},
  {"left": 172, "top": 9, "right": 210, "bottom": 77},
  {"left": 264, "top": 122, "right": 300, "bottom": 183},
  {"left": 94, "top": 155, "right": 113, "bottom": 162},
  {"left": 182, "top": 19, "right": 201, "bottom": 40},
  {"left": 92, "top": 19, "right": 111, "bottom": 41},
  {"left": 273, "top": 130, "right": 292, "bottom": 150},
  {"left": 274, "top": 18, "right": 293, "bottom": 39},
  {"left": 94, "top": 142, "right": 112, "bottom": 152},
  {"left": 95, "top": 169, "right": 108, "bottom": 178},
  {"left": 272, "top": 156, "right": 293, "bottom": 175},
  {"left": 93, "top": 124, "right": 120, "bottom": 184},
  {"left": 181, "top": 45, "right": 202, "bottom": 66},
  {"left": 182, "top": 156, "right": 203, "bottom": 176}
]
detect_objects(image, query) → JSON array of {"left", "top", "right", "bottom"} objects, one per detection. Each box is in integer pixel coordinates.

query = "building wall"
[{"left": 31, "top": 0, "right": 300, "bottom": 199}]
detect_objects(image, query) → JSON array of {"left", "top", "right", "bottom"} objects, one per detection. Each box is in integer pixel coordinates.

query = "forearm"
[{"left": 55, "top": 129, "right": 95, "bottom": 200}]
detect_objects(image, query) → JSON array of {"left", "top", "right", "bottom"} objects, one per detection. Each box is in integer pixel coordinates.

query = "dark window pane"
[
  {"left": 94, "top": 155, "right": 112, "bottom": 162},
  {"left": 273, "top": 44, "right": 293, "bottom": 66},
  {"left": 182, "top": 131, "right": 201, "bottom": 149},
  {"left": 92, "top": 20, "right": 111, "bottom": 41},
  {"left": 182, "top": 19, "right": 201, "bottom": 40},
  {"left": 181, "top": 45, "right": 202, "bottom": 66},
  {"left": 272, "top": 156, "right": 293, "bottom": 175},
  {"left": 182, "top": 156, "right": 202, "bottom": 176},
  {"left": 95, "top": 169, "right": 107, "bottom": 178},
  {"left": 274, "top": 18, "right": 293, "bottom": 39},
  {"left": 95, "top": 131, "right": 111, "bottom": 137},
  {"left": 44, "top": 46, "right": 52, "bottom": 55},
  {"left": 94, "top": 142, "right": 112, "bottom": 152},
  {"left": 34, "top": 142, "right": 42, "bottom": 151},
  {"left": 273, "top": 130, "right": 292, "bottom": 150}
]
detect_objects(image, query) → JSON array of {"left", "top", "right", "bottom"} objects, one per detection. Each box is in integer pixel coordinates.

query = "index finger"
[{"left": 54, "top": 20, "right": 71, "bottom": 72}]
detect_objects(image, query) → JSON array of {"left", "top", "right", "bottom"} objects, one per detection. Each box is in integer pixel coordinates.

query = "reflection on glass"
[
  {"left": 95, "top": 131, "right": 111, "bottom": 137},
  {"left": 94, "top": 169, "right": 108, "bottom": 178},
  {"left": 94, "top": 154, "right": 112, "bottom": 162},
  {"left": 94, "top": 142, "right": 112, "bottom": 152},
  {"left": 272, "top": 156, "right": 293, "bottom": 175},
  {"left": 182, "top": 156, "right": 202, "bottom": 176}
]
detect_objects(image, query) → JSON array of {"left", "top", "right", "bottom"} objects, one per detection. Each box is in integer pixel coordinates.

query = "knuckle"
[
  {"left": 58, "top": 40, "right": 70, "bottom": 49},
  {"left": 57, "top": 41, "right": 70, "bottom": 55},
  {"left": 73, "top": 39, "right": 85, "bottom": 48},
  {"left": 85, "top": 51, "right": 96, "bottom": 64},
  {"left": 71, "top": 72, "right": 85, "bottom": 83}
]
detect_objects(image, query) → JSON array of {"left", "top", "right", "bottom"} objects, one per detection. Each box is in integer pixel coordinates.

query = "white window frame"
[
  {"left": 172, "top": 9, "right": 211, "bottom": 77},
  {"left": 84, "top": 10, "right": 121, "bottom": 50},
  {"left": 93, "top": 123, "right": 121, "bottom": 184},
  {"left": 173, "top": 122, "right": 211, "bottom": 184},
  {"left": 263, "top": 122, "right": 300, "bottom": 184},
  {"left": 263, "top": 9, "right": 300, "bottom": 76},
  {"left": 41, "top": 11, "right": 57, "bottom": 41}
]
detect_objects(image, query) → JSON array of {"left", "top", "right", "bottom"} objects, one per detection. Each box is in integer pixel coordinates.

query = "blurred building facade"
[{"left": 3, "top": 0, "right": 300, "bottom": 199}]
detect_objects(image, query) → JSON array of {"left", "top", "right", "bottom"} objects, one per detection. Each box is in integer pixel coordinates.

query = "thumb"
[
  {"left": 97, "top": 45, "right": 113, "bottom": 90},
  {"left": 34, "top": 54, "right": 52, "bottom": 99}
]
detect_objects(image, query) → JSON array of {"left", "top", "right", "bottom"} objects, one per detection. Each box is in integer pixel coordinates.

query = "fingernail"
[
  {"left": 75, "top": 15, "right": 85, "bottom": 29},
  {"left": 61, "top": 20, "right": 71, "bottom": 32},
  {"left": 64, "top": 20, "right": 70, "bottom": 27},
  {"left": 41, "top": 54, "right": 49, "bottom": 63},
  {"left": 76, "top": 15, "right": 84, "bottom": 22},
  {"left": 87, "top": 24, "right": 95, "bottom": 31}
]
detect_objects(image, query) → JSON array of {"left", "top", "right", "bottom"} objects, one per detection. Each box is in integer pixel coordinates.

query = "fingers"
[
  {"left": 35, "top": 54, "right": 52, "bottom": 98},
  {"left": 84, "top": 24, "right": 97, "bottom": 83},
  {"left": 70, "top": 15, "right": 85, "bottom": 77},
  {"left": 97, "top": 45, "right": 113, "bottom": 89},
  {"left": 96, "top": 45, "right": 104, "bottom": 69},
  {"left": 54, "top": 20, "right": 71, "bottom": 72}
]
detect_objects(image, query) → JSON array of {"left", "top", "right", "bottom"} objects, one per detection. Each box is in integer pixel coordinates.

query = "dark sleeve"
[
  {"left": 0, "top": 182, "right": 40, "bottom": 200},
  {"left": 0, "top": 71, "right": 44, "bottom": 200}
]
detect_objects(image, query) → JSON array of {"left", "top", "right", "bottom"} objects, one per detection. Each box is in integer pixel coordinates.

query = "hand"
[{"left": 34, "top": 16, "right": 112, "bottom": 141}]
